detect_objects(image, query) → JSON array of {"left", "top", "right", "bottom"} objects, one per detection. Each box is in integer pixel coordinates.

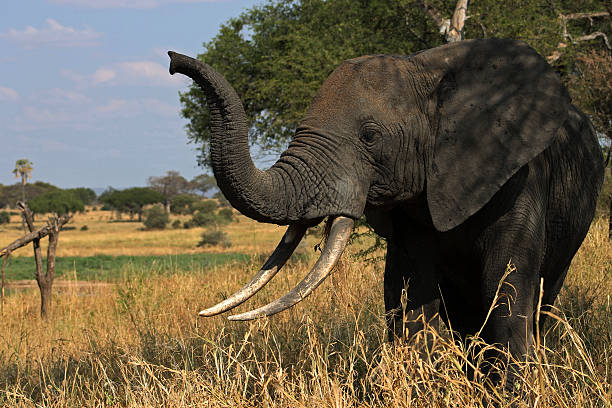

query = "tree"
[
  {"left": 148, "top": 171, "right": 191, "bottom": 212},
  {"left": 66, "top": 187, "right": 97, "bottom": 206},
  {"left": 12, "top": 159, "right": 33, "bottom": 203},
  {"left": 190, "top": 174, "right": 217, "bottom": 196},
  {"left": 170, "top": 193, "right": 200, "bottom": 215},
  {"left": 99, "top": 187, "right": 164, "bottom": 221},
  {"left": 0, "top": 181, "right": 60, "bottom": 209},
  {"left": 0, "top": 202, "right": 72, "bottom": 319},
  {"left": 29, "top": 190, "right": 84, "bottom": 216},
  {"left": 179, "top": 0, "right": 441, "bottom": 167},
  {"left": 181, "top": 0, "right": 610, "bottom": 167}
]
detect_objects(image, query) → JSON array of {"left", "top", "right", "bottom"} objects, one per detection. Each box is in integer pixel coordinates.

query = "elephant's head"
[{"left": 168, "top": 39, "right": 569, "bottom": 320}]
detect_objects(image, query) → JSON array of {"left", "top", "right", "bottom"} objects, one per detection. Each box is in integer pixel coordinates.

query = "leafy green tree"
[
  {"left": 180, "top": 0, "right": 440, "bottom": 167},
  {"left": 29, "top": 190, "right": 84, "bottom": 216},
  {"left": 0, "top": 181, "right": 60, "bottom": 209},
  {"left": 170, "top": 194, "right": 200, "bottom": 215},
  {"left": 100, "top": 187, "right": 164, "bottom": 221},
  {"left": 148, "top": 171, "right": 192, "bottom": 212},
  {"left": 190, "top": 174, "right": 217, "bottom": 196},
  {"left": 66, "top": 187, "right": 97, "bottom": 206},
  {"left": 181, "top": 0, "right": 610, "bottom": 166}
]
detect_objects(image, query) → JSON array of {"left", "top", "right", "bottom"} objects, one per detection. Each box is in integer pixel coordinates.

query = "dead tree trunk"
[
  {"left": 19, "top": 202, "right": 44, "bottom": 293},
  {"left": 0, "top": 203, "right": 72, "bottom": 319},
  {"left": 1, "top": 252, "right": 8, "bottom": 315},
  {"left": 39, "top": 219, "right": 60, "bottom": 319},
  {"left": 416, "top": 0, "right": 470, "bottom": 43}
]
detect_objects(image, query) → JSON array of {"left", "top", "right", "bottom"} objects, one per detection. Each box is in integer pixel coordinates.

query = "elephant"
[{"left": 168, "top": 38, "right": 604, "bottom": 388}]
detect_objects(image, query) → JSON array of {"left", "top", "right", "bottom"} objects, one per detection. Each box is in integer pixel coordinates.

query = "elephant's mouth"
[{"left": 198, "top": 215, "right": 354, "bottom": 320}]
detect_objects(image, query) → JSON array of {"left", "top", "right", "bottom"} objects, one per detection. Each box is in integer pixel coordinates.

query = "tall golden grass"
[{"left": 0, "top": 216, "right": 609, "bottom": 407}]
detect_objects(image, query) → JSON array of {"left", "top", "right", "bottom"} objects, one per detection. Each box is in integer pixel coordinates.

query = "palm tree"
[
  {"left": 12, "top": 159, "right": 33, "bottom": 203},
  {"left": 13, "top": 159, "right": 33, "bottom": 233}
]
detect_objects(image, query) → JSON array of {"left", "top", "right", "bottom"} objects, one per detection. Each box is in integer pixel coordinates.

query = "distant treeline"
[{"left": 0, "top": 182, "right": 96, "bottom": 210}]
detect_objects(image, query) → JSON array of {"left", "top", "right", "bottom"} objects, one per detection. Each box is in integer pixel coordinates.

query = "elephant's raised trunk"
[{"left": 168, "top": 51, "right": 292, "bottom": 224}]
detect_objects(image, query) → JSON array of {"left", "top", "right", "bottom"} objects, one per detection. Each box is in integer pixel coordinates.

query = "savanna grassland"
[{"left": 0, "top": 206, "right": 610, "bottom": 407}]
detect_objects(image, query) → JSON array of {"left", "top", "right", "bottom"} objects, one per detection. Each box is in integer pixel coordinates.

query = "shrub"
[
  {"left": 191, "top": 200, "right": 218, "bottom": 214},
  {"left": 217, "top": 208, "right": 234, "bottom": 223},
  {"left": 80, "top": 225, "right": 88, "bottom": 231},
  {"left": 143, "top": 205, "right": 169, "bottom": 230},
  {"left": 0, "top": 211, "right": 10, "bottom": 225},
  {"left": 170, "top": 194, "right": 199, "bottom": 215},
  {"left": 191, "top": 210, "right": 218, "bottom": 227},
  {"left": 183, "top": 220, "right": 194, "bottom": 229},
  {"left": 172, "top": 219, "right": 182, "bottom": 229},
  {"left": 213, "top": 191, "right": 231, "bottom": 207},
  {"left": 197, "top": 229, "right": 231, "bottom": 248}
]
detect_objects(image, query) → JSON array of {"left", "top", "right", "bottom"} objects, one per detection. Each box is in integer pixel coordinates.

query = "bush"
[
  {"left": 170, "top": 194, "right": 199, "bottom": 215},
  {"left": 217, "top": 208, "right": 234, "bottom": 223},
  {"left": 213, "top": 191, "right": 231, "bottom": 207},
  {"left": 197, "top": 229, "right": 231, "bottom": 248},
  {"left": 80, "top": 225, "right": 88, "bottom": 231},
  {"left": 0, "top": 211, "right": 10, "bottom": 225},
  {"left": 191, "top": 200, "right": 218, "bottom": 214},
  {"left": 143, "top": 205, "right": 169, "bottom": 230},
  {"left": 172, "top": 219, "right": 182, "bottom": 229},
  {"left": 183, "top": 220, "right": 194, "bottom": 229},
  {"left": 191, "top": 210, "right": 218, "bottom": 227}
]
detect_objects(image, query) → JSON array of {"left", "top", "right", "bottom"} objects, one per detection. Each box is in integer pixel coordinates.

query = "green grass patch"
[{"left": 1, "top": 253, "right": 250, "bottom": 282}]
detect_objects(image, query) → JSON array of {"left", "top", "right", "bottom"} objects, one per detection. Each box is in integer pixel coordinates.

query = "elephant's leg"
[
  {"left": 477, "top": 214, "right": 545, "bottom": 392},
  {"left": 384, "top": 237, "right": 440, "bottom": 343}
]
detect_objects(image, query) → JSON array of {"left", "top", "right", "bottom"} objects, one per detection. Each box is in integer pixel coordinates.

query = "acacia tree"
[
  {"left": 100, "top": 187, "right": 164, "bottom": 221},
  {"left": 148, "top": 171, "right": 191, "bottom": 212},
  {"left": 190, "top": 174, "right": 217, "bottom": 196}
]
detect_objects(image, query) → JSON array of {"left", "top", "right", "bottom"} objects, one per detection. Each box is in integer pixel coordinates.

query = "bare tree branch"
[
  {"left": 18, "top": 202, "right": 44, "bottom": 284},
  {"left": 548, "top": 11, "right": 611, "bottom": 61},
  {"left": 415, "top": 0, "right": 449, "bottom": 33},
  {"left": 448, "top": 0, "right": 469, "bottom": 42},
  {"left": 415, "top": 0, "right": 469, "bottom": 43},
  {"left": 0, "top": 214, "right": 71, "bottom": 259}
]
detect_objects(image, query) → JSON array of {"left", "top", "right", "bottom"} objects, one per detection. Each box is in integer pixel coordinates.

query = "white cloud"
[
  {"left": 48, "top": 0, "right": 227, "bottom": 9},
  {"left": 92, "top": 68, "right": 117, "bottom": 85},
  {"left": 2, "top": 18, "right": 102, "bottom": 49},
  {"left": 64, "top": 61, "right": 188, "bottom": 88},
  {"left": 38, "top": 88, "right": 91, "bottom": 105},
  {"left": 9, "top": 95, "right": 178, "bottom": 132},
  {"left": 95, "top": 98, "right": 178, "bottom": 117},
  {"left": 0, "top": 87, "right": 19, "bottom": 101},
  {"left": 117, "top": 61, "right": 177, "bottom": 86}
]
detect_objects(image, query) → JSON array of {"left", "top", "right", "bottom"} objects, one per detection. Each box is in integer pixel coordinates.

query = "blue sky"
[{"left": 0, "top": 0, "right": 261, "bottom": 190}]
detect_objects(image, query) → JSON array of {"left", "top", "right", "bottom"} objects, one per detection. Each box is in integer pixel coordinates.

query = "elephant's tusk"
[
  {"left": 228, "top": 216, "right": 354, "bottom": 321},
  {"left": 198, "top": 223, "right": 307, "bottom": 317}
]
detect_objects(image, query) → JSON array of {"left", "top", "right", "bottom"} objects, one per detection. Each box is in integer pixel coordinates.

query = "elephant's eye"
[{"left": 360, "top": 124, "right": 380, "bottom": 145}]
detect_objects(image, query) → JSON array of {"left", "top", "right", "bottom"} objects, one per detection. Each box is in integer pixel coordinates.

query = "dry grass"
[
  {"left": 0, "top": 208, "right": 290, "bottom": 258},
  {"left": 0, "top": 216, "right": 609, "bottom": 407}
]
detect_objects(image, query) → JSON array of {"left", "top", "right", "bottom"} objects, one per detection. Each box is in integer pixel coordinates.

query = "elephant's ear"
[{"left": 416, "top": 39, "right": 570, "bottom": 232}]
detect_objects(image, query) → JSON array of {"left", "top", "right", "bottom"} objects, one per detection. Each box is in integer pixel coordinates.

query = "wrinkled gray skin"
[{"left": 168, "top": 39, "right": 604, "bottom": 388}]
